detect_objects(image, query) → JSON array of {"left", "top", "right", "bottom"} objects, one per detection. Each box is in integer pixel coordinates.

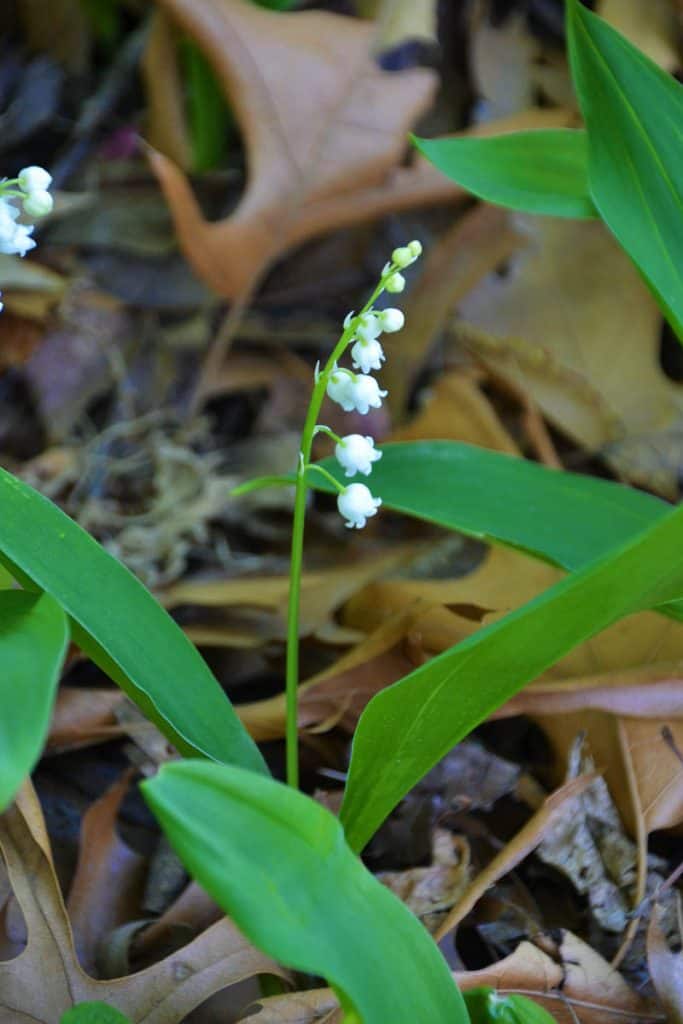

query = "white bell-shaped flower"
[
  {"left": 377, "top": 308, "right": 404, "bottom": 333},
  {"left": 326, "top": 367, "right": 356, "bottom": 412},
  {"left": 23, "top": 189, "right": 53, "bottom": 218},
  {"left": 347, "top": 373, "right": 387, "bottom": 414},
  {"left": 0, "top": 220, "right": 35, "bottom": 257},
  {"left": 337, "top": 482, "right": 382, "bottom": 529},
  {"left": 18, "top": 166, "right": 52, "bottom": 194},
  {"left": 355, "top": 312, "right": 382, "bottom": 342},
  {"left": 335, "top": 434, "right": 382, "bottom": 477},
  {"left": 0, "top": 199, "right": 19, "bottom": 241},
  {"left": 350, "top": 337, "right": 385, "bottom": 374}
]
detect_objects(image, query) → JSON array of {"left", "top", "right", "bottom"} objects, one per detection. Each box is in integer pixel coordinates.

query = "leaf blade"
[
  {"left": 143, "top": 762, "right": 467, "bottom": 1024},
  {"left": 310, "top": 441, "right": 683, "bottom": 613},
  {"left": 0, "top": 468, "right": 266, "bottom": 775},
  {"left": 566, "top": 0, "right": 683, "bottom": 336},
  {"left": 413, "top": 130, "right": 597, "bottom": 219},
  {"left": 0, "top": 590, "right": 69, "bottom": 810},
  {"left": 340, "top": 495, "right": 683, "bottom": 851}
]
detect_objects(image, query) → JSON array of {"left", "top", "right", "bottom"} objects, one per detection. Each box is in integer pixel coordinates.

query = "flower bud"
[
  {"left": 23, "top": 189, "right": 53, "bottom": 217},
  {"left": 407, "top": 240, "right": 422, "bottom": 258},
  {"left": 337, "top": 482, "right": 382, "bottom": 529},
  {"left": 335, "top": 434, "right": 382, "bottom": 477},
  {"left": 384, "top": 272, "right": 405, "bottom": 294},
  {"left": 351, "top": 337, "right": 385, "bottom": 375},
  {"left": 18, "top": 166, "right": 52, "bottom": 193},
  {"left": 391, "top": 246, "right": 413, "bottom": 268},
  {"left": 377, "top": 308, "right": 404, "bottom": 333}
]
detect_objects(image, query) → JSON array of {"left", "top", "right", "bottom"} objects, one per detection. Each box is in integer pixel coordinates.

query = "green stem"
[
  {"left": 304, "top": 463, "right": 346, "bottom": 493},
  {"left": 284, "top": 272, "right": 392, "bottom": 789}
]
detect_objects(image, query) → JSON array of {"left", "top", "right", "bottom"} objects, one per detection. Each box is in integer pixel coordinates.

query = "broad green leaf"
[
  {"left": 566, "top": 0, "right": 683, "bottom": 337},
  {"left": 0, "top": 590, "right": 69, "bottom": 810},
  {"left": 309, "top": 442, "right": 683, "bottom": 617},
  {"left": 412, "top": 130, "right": 597, "bottom": 219},
  {"left": 143, "top": 761, "right": 467, "bottom": 1024},
  {"left": 340, "top": 494, "right": 683, "bottom": 851},
  {"left": 61, "top": 1004, "right": 132, "bottom": 1024},
  {"left": 0, "top": 468, "right": 266, "bottom": 775}
]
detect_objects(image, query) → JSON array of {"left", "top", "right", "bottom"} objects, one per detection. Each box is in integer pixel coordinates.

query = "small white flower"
[
  {"left": 335, "top": 434, "right": 382, "bottom": 477},
  {"left": 356, "top": 312, "right": 382, "bottom": 342},
  {"left": 377, "top": 308, "right": 404, "bottom": 333},
  {"left": 408, "top": 239, "right": 422, "bottom": 258},
  {"left": 337, "top": 482, "right": 382, "bottom": 529},
  {"left": 0, "top": 221, "right": 35, "bottom": 257},
  {"left": 0, "top": 198, "right": 19, "bottom": 241},
  {"left": 23, "top": 189, "right": 53, "bottom": 218},
  {"left": 347, "top": 373, "right": 387, "bottom": 414},
  {"left": 384, "top": 272, "right": 405, "bottom": 294},
  {"left": 18, "top": 166, "right": 52, "bottom": 194},
  {"left": 326, "top": 367, "right": 356, "bottom": 412},
  {"left": 351, "top": 337, "right": 385, "bottom": 374}
]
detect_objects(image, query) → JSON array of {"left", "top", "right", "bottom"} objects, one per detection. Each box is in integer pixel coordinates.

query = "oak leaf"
[
  {"left": 0, "top": 782, "right": 284, "bottom": 1023},
  {"left": 149, "top": 0, "right": 461, "bottom": 298}
]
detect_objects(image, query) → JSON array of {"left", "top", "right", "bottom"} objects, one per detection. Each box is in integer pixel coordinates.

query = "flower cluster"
[
  {"left": 320, "top": 240, "right": 421, "bottom": 529},
  {"left": 0, "top": 166, "right": 54, "bottom": 312}
]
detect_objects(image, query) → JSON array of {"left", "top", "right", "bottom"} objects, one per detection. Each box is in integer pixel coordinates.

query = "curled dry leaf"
[
  {"left": 536, "top": 742, "right": 636, "bottom": 934},
  {"left": 67, "top": 774, "right": 146, "bottom": 975},
  {"left": 149, "top": 0, "right": 459, "bottom": 299},
  {"left": 0, "top": 782, "right": 285, "bottom": 1023}
]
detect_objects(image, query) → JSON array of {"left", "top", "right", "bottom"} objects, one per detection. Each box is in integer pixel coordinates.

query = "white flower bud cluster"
[
  {"left": 0, "top": 166, "right": 54, "bottom": 313},
  {"left": 321, "top": 240, "right": 422, "bottom": 529}
]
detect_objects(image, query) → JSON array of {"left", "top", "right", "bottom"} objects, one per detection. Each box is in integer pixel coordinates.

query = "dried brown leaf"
[
  {"left": 434, "top": 776, "right": 595, "bottom": 941},
  {"left": 647, "top": 901, "right": 683, "bottom": 1024},
  {"left": 149, "top": 0, "right": 452, "bottom": 298},
  {"left": 0, "top": 783, "right": 284, "bottom": 1022},
  {"left": 47, "top": 687, "right": 127, "bottom": 753},
  {"left": 458, "top": 218, "right": 681, "bottom": 496},
  {"left": 67, "top": 774, "right": 146, "bottom": 974}
]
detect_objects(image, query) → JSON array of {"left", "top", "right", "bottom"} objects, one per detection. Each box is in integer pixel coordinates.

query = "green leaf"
[
  {"left": 180, "top": 38, "right": 233, "bottom": 173},
  {"left": 412, "top": 130, "right": 597, "bottom": 219},
  {"left": 61, "top": 1003, "right": 132, "bottom": 1024},
  {"left": 340, "top": 493, "right": 683, "bottom": 851},
  {"left": 465, "top": 989, "right": 558, "bottom": 1024},
  {"left": 0, "top": 468, "right": 266, "bottom": 775},
  {"left": 309, "top": 442, "right": 683, "bottom": 616},
  {"left": 142, "top": 761, "right": 468, "bottom": 1024},
  {"left": 0, "top": 590, "right": 69, "bottom": 810},
  {"left": 566, "top": 0, "right": 683, "bottom": 337}
]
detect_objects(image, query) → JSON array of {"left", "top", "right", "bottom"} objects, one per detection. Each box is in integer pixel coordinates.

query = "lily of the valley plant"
[{"left": 283, "top": 239, "right": 421, "bottom": 787}]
